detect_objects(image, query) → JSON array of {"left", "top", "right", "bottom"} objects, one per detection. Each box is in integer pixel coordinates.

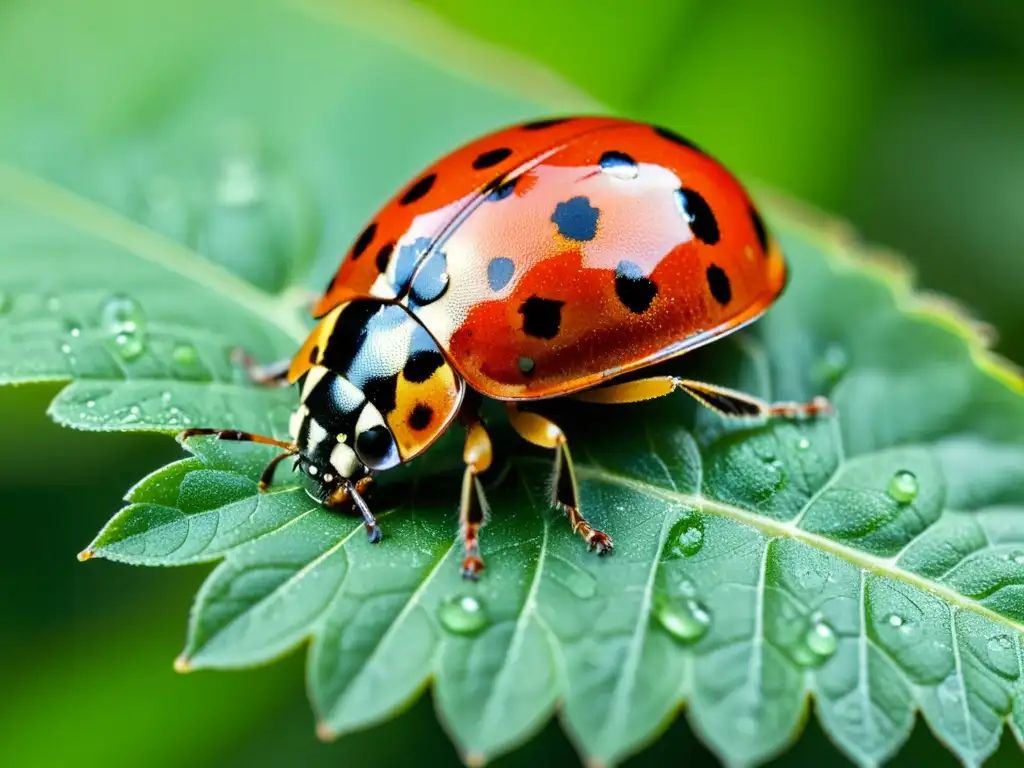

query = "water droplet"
[
  {"left": 887, "top": 470, "right": 919, "bottom": 504},
  {"left": 86, "top": 400, "right": 95, "bottom": 408},
  {"left": 655, "top": 598, "right": 711, "bottom": 643},
  {"left": 668, "top": 514, "right": 705, "bottom": 558},
  {"left": 817, "top": 344, "right": 848, "bottom": 384},
  {"left": 99, "top": 295, "right": 147, "bottom": 362},
  {"left": 161, "top": 391, "right": 173, "bottom": 404},
  {"left": 1003, "top": 550, "right": 1024, "bottom": 565},
  {"left": 797, "top": 438, "right": 810, "bottom": 450},
  {"left": 216, "top": 156, "right": 263, "bottom": 208},
  {"left": 60, "top": 342, "right": 72, "bottom": 354},
  {"left": 885, "top": 613, "right": 908, "bottom": 631},
  {"left": 804, "top": 616, "right": 838, "bottom": 662},
  {"left": 172, "top": 343, "right": 199, "bottom": 367},
  {"left": 69, "top": 326, "right": 81, "bottom": 337},
  {"left": 437, "top": 595, "right": 489, "bottom": 636},
  {"left": 677, "top": 577, "right": 697, "bottom": 598},
  {"left": 129, "top": 405, "right": 141, "bottom": 417}
]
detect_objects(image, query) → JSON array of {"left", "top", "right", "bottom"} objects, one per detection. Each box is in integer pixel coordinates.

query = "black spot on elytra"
[
  {"left": 473, "top": 148, "right": 513, "bottom": 170},
  {"left": 320, "top": 301, "right": 378, "bottom": 372},
  {"left": 394, "top": 237, "right": 432, "bottom": 294},
  {"left": 403, "top": 349, "right": 445, "bottom": 383},
  {"left": 750, "top": 205, "right": 769, "bottom": 253},
  {"left": 653, "top": 125, "right": 704, "bottom": 154},
  {"left": 352, "top": 222, "right": 377, "bottom": 259},
  {"left": 522, "top": 118, "right": 569, "bottom": 130},
  {"left": 408, "top": 404, "right": 434, "bottom": 431},
  {"left": 356, "top": 424, "right": 393, "bottom": 463},
  {"left": 400, "top": 173, "right": 436, "bottom": 205},
  {"left": 487, "top": 257, "right": 514, "bottom": 291},
  {"left": 706, "top": 264, "right": 732, "bottom": 305},
  {"left": 486, "top": 176, "right": 518, "bottom": 201},
  {"left": 675, "top": 188, "right": 720, "bottom": 245},
  {"left": 376, "top": 242, "right": 394, "bottom": 274},
  {"left": 599, "top": 151, "right": 638, "bottom": 179},
  {"left": 409, "top": 249, "right": 449, "bottom": 306},
  {"left": 614, "top": 260, "right": 658, "bottom": 314},
  {"left": 519, "top": 296, "right": 564, "bottom": 340},
  {"left": 551, "top": 196, "right": 599, "bottom": 241},
  {"left": 362, "top": 375, "right": 399, "bottom": 416}
]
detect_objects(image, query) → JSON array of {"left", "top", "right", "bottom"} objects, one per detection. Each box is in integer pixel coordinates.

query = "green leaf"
[{"left": 2, "top": 1, "right": 1023, "bottom": 767}]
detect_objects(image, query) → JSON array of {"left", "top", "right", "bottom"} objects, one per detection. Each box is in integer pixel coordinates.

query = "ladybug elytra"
[{"left": 182, "top": 117, "right": 830, "bottom": 578}]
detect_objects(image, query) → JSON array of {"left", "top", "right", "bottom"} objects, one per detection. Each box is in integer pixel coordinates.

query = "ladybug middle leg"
[
  {"left": 505, "top": 404, "right": 614, "bottom": 556},
  {"left": 573, "top": 376, "right": 832, "bottom": 419}
]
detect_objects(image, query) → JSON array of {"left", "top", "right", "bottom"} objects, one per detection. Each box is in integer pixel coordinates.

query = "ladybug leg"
[
  {"left": 230, "top": 348, "right": 291, "bottom": 388},
  {"left": 574, "top": 377, "right": 832, "bottom": 420},
  {"left": 323, "top": 477, "right": 382, "bottom": 542},
  {"left": 505, "top": 405, "right": 614, "bottom": 556},
  {"left": 458, "top": 420, "right": 493, "bottom": 580},
  {"left": 176, "top": 428, "right": 297, "bottom": 491}
]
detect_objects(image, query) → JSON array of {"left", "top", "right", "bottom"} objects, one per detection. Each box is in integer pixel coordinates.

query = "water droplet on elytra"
[
  {"left": 668, "top": 514, "right": 705, "bottom": 558},
  {"left": 438, "top": 595, "right": 489, "bottom": 636},
  {"left": 887, "top": 470, "right": 919, "bottom": 504},
  {"left": 172, "top": 343, "right": 199, "bottom": 367},
  {"left": 100, "top": 294, "right": 147, "bottom": 362},
  {"left": 655, "top": 598, "right": 711, "bottom": 643}
]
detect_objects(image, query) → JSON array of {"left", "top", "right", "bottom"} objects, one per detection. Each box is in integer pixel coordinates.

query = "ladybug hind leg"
[
  {"left": 458, "top": 420, "right": 493, "bottom": 579},
  {"left": 505, "top": 405, "right": 614, "bottom": 555},
  {"left": 573, "top": 376, "right": 832, "bottom": 419},
  {"left": 230, "top": 348, "right": 292, "bottom": 388}
]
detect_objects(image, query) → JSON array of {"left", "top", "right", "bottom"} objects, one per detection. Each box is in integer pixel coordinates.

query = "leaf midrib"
[
  {"left": 574, "top": 465, "right": 1024, "bottom": 636},
  {"left": 0, "top": 163, "right": 309, "bottom": 344}
]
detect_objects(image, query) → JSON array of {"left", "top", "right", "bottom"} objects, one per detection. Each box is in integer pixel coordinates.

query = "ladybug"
[{"left": 181, "top": 116, "right": 830, "bottom": 579}]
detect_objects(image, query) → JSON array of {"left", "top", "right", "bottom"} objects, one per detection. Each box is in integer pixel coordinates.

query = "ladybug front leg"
[
  {"left": 573, "top": 376, "right": 832, "bottom": 420},
  {"left": 458, "top": 420, "right": 493, "bottom": 579},
  {"left": 505, "top": 405, "right": 614, "bottom": 556}
]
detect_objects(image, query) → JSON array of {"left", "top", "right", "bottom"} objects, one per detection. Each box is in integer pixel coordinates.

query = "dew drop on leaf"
[
  {"left": 668, "top": 513, "right": 705, "bottom": 558},
  {"left": 86, "top": 400, "right": 95, "bottom": 408},
  {"left": 887, "top": 470, "right": 919, "bottom": 504},
  {"left": 216, "top": 156, "right": 263, "bottom": 208},
  {"left": 655, "top": 598, "right": 711, "bottom": 643},
  {"left": 887, "top": 613, "right": 904, "bottom": 628},
  {"left": 60, "top": 342, "right": 72, "bottom": 354},
  {"left": 437, "top": 595, "right": 489, "bottom": 636},
  {"left": 172, "top": 343, "right": 199, "bottom": 367},
  {"left": 804, "top": 615, "right": 838, "bottom": 662},
  {"left": 100, "top": 294, "right": 148, "bottom": 361}
]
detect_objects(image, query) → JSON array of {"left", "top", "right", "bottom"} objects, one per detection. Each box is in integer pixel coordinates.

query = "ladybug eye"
[{"left": 355, "top": 425, "right": 397, "bottom": 469}]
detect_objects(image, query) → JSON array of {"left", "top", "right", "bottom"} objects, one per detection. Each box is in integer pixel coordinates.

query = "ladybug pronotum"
[{"left": 181, "top": 117, "right": 830, "bottom": 579}]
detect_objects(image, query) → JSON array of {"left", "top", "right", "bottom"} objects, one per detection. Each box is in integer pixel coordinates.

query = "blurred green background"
[{"left": 1, "top": 0, "right": 1021, "bottom": 766}]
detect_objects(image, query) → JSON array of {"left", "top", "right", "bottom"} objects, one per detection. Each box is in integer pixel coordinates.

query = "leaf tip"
[
  {"left": 77, "top": 548, "right": 95, "bottom": 562},
  {"left": 315, "top": 721, "right": 335, "bottom": 742},
  {"left": 173, "top": 654, "right": 192, "bottom": 673}
]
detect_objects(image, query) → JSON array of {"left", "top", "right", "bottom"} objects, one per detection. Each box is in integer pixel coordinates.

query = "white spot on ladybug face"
[
  {"left": 329, "top": 442, "right": 359, "bottom": 478},
  {"left": 301, "top": 365, "right": 328, "bottom": 403},
  {"left": 307, "top": 465, "right": 318, "bottom": 476},
  {"left": 305, "top": 418, "right": 330, "bottom": 454},
  {"left": 322, "top": 472, "right": 335, "bottom": 484}
]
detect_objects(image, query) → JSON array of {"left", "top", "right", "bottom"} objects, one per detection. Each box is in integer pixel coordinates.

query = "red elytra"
[
  {"left": 304, "top": 116, "right": 786, "bottom": 398},
  {"left": 183, "top": 117, "right": 829, "bottom": 580}
]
